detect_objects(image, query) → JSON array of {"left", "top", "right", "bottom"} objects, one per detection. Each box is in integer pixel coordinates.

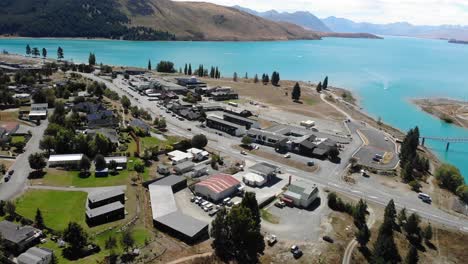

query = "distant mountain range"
[
  {"left": 233, "top": 5, "right": 331, "bottom": 32},
  {"left": 234, "top": 6, "right": 468, "bottom": 41},
  {"left": 322, "top": 17, "right": 468, "bottom": 41}
]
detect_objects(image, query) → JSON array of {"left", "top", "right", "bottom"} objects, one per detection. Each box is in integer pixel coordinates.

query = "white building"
[
  {"left": 105, "top": 156, "right": 128, "bottom": 169},
  {"left": 283, "top": 180, "right": 319, "bottom": 208},
  {"left": 242, "top": 172, "right": 267, "bottom": 187},
  {"left": 194, "top": 174, "right": 241, "bottom": 202},
  {"left": 48, "top": 154, "right": 83, "bottom": 168},
  {"left": 186, "top": 148, "right": 209, "bottom": 161},
  {"left": 29, "top": 103, "right": 49, "bottom": 120},
  {"left": 168, "top": 150, "right": 193, "bottom": 165},
  {"left": 300, "top": 120, "right": 315, "bottom": 128}
]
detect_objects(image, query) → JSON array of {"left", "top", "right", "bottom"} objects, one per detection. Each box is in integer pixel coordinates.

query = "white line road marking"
[
  {"left": 369, "top": 195, "right": 378, "bottom": 199},
  {"left": 351, "top": 190, "right": 362, "bottom": 194}
]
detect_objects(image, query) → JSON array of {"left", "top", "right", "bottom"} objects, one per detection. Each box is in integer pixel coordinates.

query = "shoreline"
[{"left": 412, "top": 98, "right": 468, "bottom": 129}]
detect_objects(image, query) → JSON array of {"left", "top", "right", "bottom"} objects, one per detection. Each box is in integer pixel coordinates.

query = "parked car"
[
  {"left": 240, "top": 151, "right": 247, "bottom": 155},
  {"left": 267, "top": 235, "right": 277, "bottom": 246},
  {"left": 284, "top": 153, "right": 291, "bottom": 158},
  {"left": 209, "top": 209, "right": 219, "bottom": 217},
  {"left": 290, "top": 245, "right": 302, "bottom": 258},
  {"left": 190, "top": 197, "right": 196, "bottom": 203},
  {"left": 8, "top": 170, "right": 14, "bottom": 175},
  {"left": 418, "top": 193, "right": 432, "bottom": 203},
  {"left": 275, "top": 201, "right": 286, "bottom": 208},
  {"left": 307, "top": 161, "right": 315, "bottom": 166},
  {"left": 323, "top": 236, "right": 334, "bottom": 243},
  {"left": 290, "top": 245, "right": 299, "bottom": 253}
]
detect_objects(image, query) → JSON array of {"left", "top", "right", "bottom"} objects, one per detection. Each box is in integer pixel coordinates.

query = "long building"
[
  {"left": 222, "top": 113, "right": 260, "bottom": 130},
  {"left": 48, "top": 154, "right": 83, "bottom": 168},
  {"left": 206, "top": 116, "right": 246, "bottom": 136},
  {"left": 148, "top": 175, "right": 209, "bottom": 244},
  {"left": 194, "top": 173, "right": 241, "bottom": 202}
]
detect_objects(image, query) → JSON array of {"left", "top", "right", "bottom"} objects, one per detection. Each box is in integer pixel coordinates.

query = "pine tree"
[
  {"left": 210, "top": 67, "right": 215, "bottom": 78},
  {"left": 233, "top": 72, "right": 238, "bottom": 82},
  {"left": 244, "top": 72, "right": 248, "bottom": 79},
  {"left": 57, "top": 46, "right": 64, "bottom": 61},
  {"left": 398, "top": 208, "right": 407, "bottom": 228},
  {"left": 373, "top": 224, "right": 401, "bottom": 264},
  {"left": 184, "top": 63, "right": 188, "bottom": 75},
  {"left": 404, "top": 245, "right": 419, "bottom": 264},
  {"left": 353, "top": 199, "right": 368, "bottom": 229},
  {"left": 401, "top": 162, "right": 414, "bottom": 183},
  {"left": 423, "top": 224, "right": 432, "bottom": 243},
  {"left": 88, "top": 53, "right": 96, "bottom": 66},
  {"left": 264, "top": 74, "right": 269, "bottom": 84},
  {"left": 316, "top": 82, "right": 323, "bottom": 93},
  {"left": 35, "top": 208, "right": 45, "bottom": 229},
  {"left": 405, "top": 213, "right": 422, "bottom": 245},
  {"left": 292, "top": 82, "right": 301, "bottom": 101},
  {"left": 148, "top": 59, "right": 152, "bottom": 70},
  {"left": 356, "top": 224, "right": 371, "bottom": 248},
  {"left": 240, "top": 192, "right": 261, "bottom": 228},
  {"left": 323, "top": 76, "right": 329, "bottom": 89},
  {"left": 254, "top": 74, "right": 259, "bottom": 83},
  {"left": 188, "top": 64, "right": 192, "bottom": 75},
  {"left": 26, "top": 44, "right": 31, "bottom": 57},
  {"left": 42, "top": 48, "right": 47, "bottom": 59},
  {"left": 32, "top": 47, "right": 40, "bottom": 57}
]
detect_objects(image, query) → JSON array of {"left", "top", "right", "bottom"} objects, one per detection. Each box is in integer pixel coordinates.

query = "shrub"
[{"left": 435, "top": 163, "right": 464, "bottom": 192}]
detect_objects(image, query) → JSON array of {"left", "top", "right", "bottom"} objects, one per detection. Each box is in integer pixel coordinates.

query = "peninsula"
[{"left": 413, "top": 98, "right": 468, "bottom": 128}]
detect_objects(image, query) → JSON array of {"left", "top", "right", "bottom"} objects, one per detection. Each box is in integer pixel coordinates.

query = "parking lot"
[{"left": 261, "top": 189, "right": 329, "bottom": 242}]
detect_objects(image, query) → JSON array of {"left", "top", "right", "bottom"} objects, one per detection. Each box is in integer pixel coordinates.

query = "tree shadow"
[
  {"left": 425, "top": 241, "right": 437, "bottom": 250},
  {"left": 358, "top": 246, "right": 372, "bottom": 261},
  {"left": 78, "top": 171, "right": 91, "bottom": 179},
  {"left": 293, "top": 100, "right": 303, "bottom": 104},
  {"left": 28, "top": 170, "right": 46, "bottom": 179}
]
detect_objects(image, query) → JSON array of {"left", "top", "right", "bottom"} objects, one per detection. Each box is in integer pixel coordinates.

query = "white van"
[
  {"left": 201, "top": 201, "right": 209, "bottom": 207},
  {"left": 418, "top": 193, "right": 432, "bottom": 202}
]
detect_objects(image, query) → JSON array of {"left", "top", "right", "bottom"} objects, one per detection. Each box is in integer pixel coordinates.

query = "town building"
[
  {"left": 0, "top": 121, "right": 20, "bottom": 144},
  {"left": 148, "top": 175, "right": 208, "bottom": 243},
  {"left": 192, "top": 165, "right": 208, "bottom": 178},
  {"left": 282, "top": 180, "right": 319, "bottom": 208},
  {"left": 86, "top": 128, "right": 120, "bottom": 146},
  {"left": 29, "top": 103, "right": 48, "bottom": 120},
  {"left": 242, "top": 172, "right": 267, "bottom": 187},
  {"left": 249, "top": 162, "right": 278, "bottom": 182},
  {"left": 48, "top": 154, "right": 83, "bottom": 168},
  {"left": 206, "top": 116, "right": 246, "bottom": 137},
  {"left": 86, "top": 202, "right": 125, "bottom": 226},
  {"left": 173, "top": 161, "right": 195, "bottom": 175},
  {"left": 222, "top": 113, "right": 260, "bottom": 130},
  {"left": 129, "top": 118, "right": 151, "bottom": 134},
  {"left": 168, "top": 150, "right": 193, "bottom": 165},
  {"left": 86, "top": 110, "right": 118, "bottom": 129},
  {"left": 176, "top": 77, "right": 207, "bottom": 89},
  {"left": 210, "top": 91, "right": 239, "bottom": 101},
  {"left": 194, "top": 173, "right": 241, "bottom": 202},
  {"left": 17, "top": 247, "right": 53, "bottom": 264},
  {"left": 186, "top": 148, "right": 210, "bottom": 161},
  {"left": 87, "top": 189, "right": 125, "bottom": 209},
  {"left": 0, "top": 221, "right": 42, "bottom": 253}
]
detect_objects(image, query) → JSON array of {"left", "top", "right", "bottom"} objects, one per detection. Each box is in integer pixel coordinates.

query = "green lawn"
[
  {"left": 11, "top": 135, "right": 26, "bottom": 144},
  {"left": 38, "top": 169, "right": 132, "bottom": 188},
  {"left": 15, "top": 190, "right": 87, "bottom": 231}
]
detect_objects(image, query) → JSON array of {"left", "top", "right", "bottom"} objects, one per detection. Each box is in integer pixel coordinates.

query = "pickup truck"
[{"left": 267, "top": 235, "right": 277, "bottom": 246}]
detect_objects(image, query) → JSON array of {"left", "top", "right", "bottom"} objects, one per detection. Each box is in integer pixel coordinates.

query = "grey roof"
[
  {"left": 288, "top": 181, "right": 319, "bottom": 201},
  {"left": 151, "top": 175, "right": 187, "bottom": 188},
  {"left": 206, "top": 115, "right": 244, "bottom": 130},
  {"left": 249, "top": 162, "right": 278, "bottom": 175},
  {"left": 148, "top": 185, "right": 178, "bottom": 219},
  {"left": 0, "top": 221, "right": 40, "bottom": 244},
  {"left": 86, "top": 201, "right": 124, "bottom": 218},
  {"left": 18, "top": 247, "right": 53, "bottom": 264},
  {"left": 155, "top": 211, "right": 208, "bottom": 238},
  {"left": 174, "top": 161, "right": 195, "bottom": 171},
  {"left": 87, "top": 128, "right": 119, "bottom": 144},
  {"left": 129, "top": 119, "right": 150, "bottom": 131},
  {"left": 88, "top": 189, "right": 124, "bottom": 203},
  {"left": 222, "top": 113, "right": 256, "bottom": 124}
]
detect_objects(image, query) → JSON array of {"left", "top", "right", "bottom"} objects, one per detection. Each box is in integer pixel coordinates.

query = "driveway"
[{"left": 0, "top": 119, "right": 49, "bottom": 200}]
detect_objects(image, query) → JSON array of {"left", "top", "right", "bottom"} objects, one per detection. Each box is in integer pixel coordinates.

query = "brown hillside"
[{"left": 120, "top": 0, "right": 321, "bottom": 41}]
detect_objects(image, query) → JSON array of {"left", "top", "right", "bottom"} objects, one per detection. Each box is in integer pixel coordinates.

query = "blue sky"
[{"left": 173, "top": 0, "right": 468, "bottom": 26}]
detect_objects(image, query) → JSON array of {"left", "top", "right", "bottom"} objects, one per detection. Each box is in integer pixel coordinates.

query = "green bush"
[{"left": 435, "top": 163, "right": 464, "bottom": 192}]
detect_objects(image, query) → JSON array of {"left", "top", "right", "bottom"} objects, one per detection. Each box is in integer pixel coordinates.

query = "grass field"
[
  {"left": 0, "top": 110, "right": 19, "bottom": 122},
  {"left": 15, "top": 190, "right": 87, "bottom": 231},
  {"left": 11, "top": 135, "right": 26, "bottom": 144},
  {"left": 34, "top": 169, "right": 132, "bottom": 187}
]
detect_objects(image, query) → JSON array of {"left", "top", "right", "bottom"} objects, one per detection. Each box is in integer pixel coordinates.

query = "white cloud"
[{"left": 172, "top": 0, "right": 468, "bottom": 26}]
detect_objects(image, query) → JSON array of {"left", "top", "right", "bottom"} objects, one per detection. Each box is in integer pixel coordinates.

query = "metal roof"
[
  {"left": 0, "top": 221, "right": 41, "bottom": 244},
  {"left": 48, "top": 154, "right": 84, "bottom": 162},
  {"left": 151, "top": 175, "right": 187, "bottom": 187},
  {"left": 195, "top": 173, "right": 240, "bottom": 194},
  {"left": 86, "top": 202, "right": 124, "bottom": 218},
  {"left": 148, "top": 185, "right": 178, "bottom": 219},
  {"left": 206, "top": 115, "right": 245, "bottom": 130},
  {"left": 105, "top": 156, "right": 128, "bottom": 164},
  {"left": 249, "top": 162, "right": 278, "bottom": 175},
  {"left": 88, "top": 188, "right": 124, "bottom": 203},
  {"left": 155, "top": 211, "right": 208, "bottom": 238}
]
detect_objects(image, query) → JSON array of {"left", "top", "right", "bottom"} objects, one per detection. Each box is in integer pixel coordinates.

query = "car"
[
  {"left": 275, "top": 201, "right": 285, "bottom": 208},
  {"left": 384, "top": 137, "right": 389, "bottom": 141},
  {"left": 187, "top": 128, "right": 192, "bottom": 131},
  {"left": 323, "top": 236, "right": 334, "bottom": 243},
  {"left": 267, "top": 235, "right": 277, "bottom": 246},
  {"left": 240, "top": 151, "right": 247, "bottom": 155},
  {"left": 307, "top": 161, "right": 315, "bottom": 166},
  {"left": 293, "top": 249, "right": 303, "bottom": 259},
  {"left": 178, "top": 117, "right": 185, "bottom": 121},
  {"left": 190, "top": 197, "right": 196, "bottom": 203},
  {"left": 284, "top": 153, "right": 291, "bottom": 158},
  {"left": 8, "top": 170, "right": 14, "bottom": 175},
  {"left": 209, "top": 209, "right": 219, "bottom": 217},
  {"left": 290, "top": 245, "right": 299, "bottom": 253},
  {"left": 4, "top": 175, "right": 10, "bottom": 182},
  {"left": 418, "top": 193, "right": 432, "bottom": 203},
  {"left": 172, "top": 114, "right": 176, "bottom": 117}
]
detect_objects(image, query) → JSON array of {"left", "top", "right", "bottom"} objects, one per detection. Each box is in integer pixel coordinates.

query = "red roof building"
[{"left": 194, "top": 174, "right": 241, "bottom": 202}]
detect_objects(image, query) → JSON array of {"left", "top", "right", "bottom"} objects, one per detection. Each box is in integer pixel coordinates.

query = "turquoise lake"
[{"left": 1, "top": 37, "right": 468, "bottom": 178}]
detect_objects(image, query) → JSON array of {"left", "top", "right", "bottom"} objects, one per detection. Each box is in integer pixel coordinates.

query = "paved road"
[
  {"left": 0, "top": 119, "right": 48, "bottom": 200},
  {"left": 80, "top": 73, "right": 468, "bottom": 233}
]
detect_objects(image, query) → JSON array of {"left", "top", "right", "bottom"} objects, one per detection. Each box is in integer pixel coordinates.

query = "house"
[
  {"left": 48, "top": 154, "right": 83, "bottom": 168},
  {"left": 222, "top": 113, "right": 260, "bottom": 130},
  {"left": 29, "top": 103, "right": 48, "bottom": 120},
  {"left": 179, "top": 109, "right": 201, "bottom": 121},
  {"left": 86, "top": 128, "right": 120, "bottom": 146},
  {"left": 87, "top": 189, "right": 125, "bottom": 209},
  {"left": 0, "top": 122, "right": 20, "bottom": 144},
  {"left": 17, "top": 247, "right": 53, "bottom": 264},
  {"left": 168, "top": 150, "right": 193, "bottom": 165},
  {"left": 210, "top": 91, "right": 239, "bottom": 101},
  {"left": 224, "top": 107, "right": 253, "bottom": 118},
  {"left": 73, "top": 102, "right": 105, "bottom": 113},
  {"left": 194, "top": 173, "right": 241, "bottom": 202},
  {"left": 87, "top": 110, "right": 118, "bottom": 129},
  {"left": 148, "top": 176, "right": 209, "bottom": 244},
  {"left": 124, "top": 67, "right": 147, "bottom": 75},
  {"left": 157, "top": 165, "right": 170, "bottom": 176},
  {"left": 129, "top": 119, "right": 151, "bottom": 134},
  {"left": 249, "top": 162, "right": 278, "bottom": 182},
  {"left": 192, "top": 165, "right": 208, "bottom": 178},
  {"left": 0, "top": 221, "right": 42, "bottom": 253},
  {"left": 176, "top": 77, "right": 207, "bottom": 89},
  {"left": 282, "top": 180, "right": 319, "bottom": 208},
  {"left": 186, "top": 148, "right": 209, "bottom": 161},
  {"left": 174, "top": 161, "right": 195, "bottom": 175},
  {"left": 206, "top": 116, "right": 246, "bottom": 137},
  {"left": 104, "top": 156, "right": 128, "bottom": 169},
  {"left": 86, "top": 202, "right": 125, "bottom": 226}
]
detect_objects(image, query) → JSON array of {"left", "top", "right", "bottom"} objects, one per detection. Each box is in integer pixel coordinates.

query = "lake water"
[{"left": 1, "top": 37, "right": 468, "bottom": 179}]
